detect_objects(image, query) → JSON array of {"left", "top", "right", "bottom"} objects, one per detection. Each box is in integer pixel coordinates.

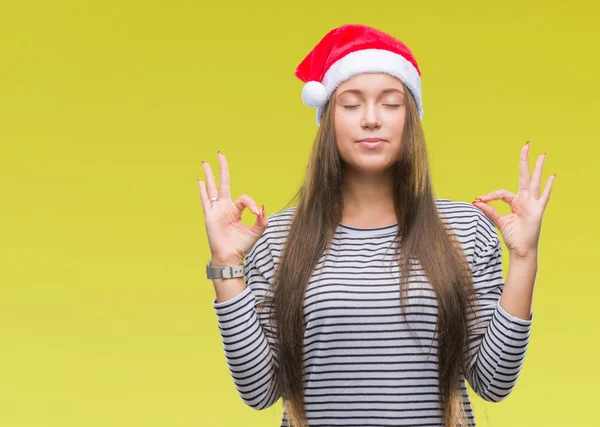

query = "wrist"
[
  {"left": 508, "top": 248, "right": 538, "bottom": 262},
  {"left": 211, "top": 255, "right": 245, "bottom": 266}
]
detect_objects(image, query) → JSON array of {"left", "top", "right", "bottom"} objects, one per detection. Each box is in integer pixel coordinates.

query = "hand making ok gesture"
[
  {"left": 198, "top": 152, "right": 268, "bottom": 265},
  {"left": 473, "top": 141, "right": 556, "bottom": 258}
]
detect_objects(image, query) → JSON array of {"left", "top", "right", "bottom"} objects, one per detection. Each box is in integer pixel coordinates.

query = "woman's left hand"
[{"left": 472, "top": 141, "right": 555, "bottom": 259}]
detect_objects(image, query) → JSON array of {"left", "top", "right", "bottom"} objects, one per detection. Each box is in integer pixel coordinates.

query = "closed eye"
[
  {"left": 342, "top": 104, "right": 401, "bottom": 109},
  {"left": 344, "top": 104, "right": 402, "bottom": 110}
]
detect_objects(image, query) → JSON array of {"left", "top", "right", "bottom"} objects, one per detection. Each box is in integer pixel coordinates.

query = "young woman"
[{"left": 199, "top": 24, "right": 554, "bottom": 427}]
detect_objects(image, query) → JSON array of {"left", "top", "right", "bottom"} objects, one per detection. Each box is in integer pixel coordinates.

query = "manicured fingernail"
[
  {"left": 251, "top": 206, "right": 259, "bottom": 215},
  {"left": 217, "top": 151, "right": 221, "bottom": 156},
  {"left": 525, "top": 141, "right": 530, "bottom": 146},
  {"left": 261, "top": 205, "right": 265, "bottom": 216},
  {"left": 553, "top": 173, "right": 556, "bottom": 178}
]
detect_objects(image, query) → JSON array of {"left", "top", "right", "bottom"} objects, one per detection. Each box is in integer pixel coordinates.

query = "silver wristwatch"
[{"left": 206, "top": 259, "right": 245, "bottom": 280}]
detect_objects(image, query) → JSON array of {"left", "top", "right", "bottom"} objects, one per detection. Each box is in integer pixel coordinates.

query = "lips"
[
  {"left": 357, "top": 138, "right": 386, "bottom": 143},
  {"left": 358, "top": 139, "right": 386, "bottom": 149}
]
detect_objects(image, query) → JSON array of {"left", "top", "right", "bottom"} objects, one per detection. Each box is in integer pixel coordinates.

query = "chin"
[{"left": 350, "top": 159, "right": 392, "bottom": 173}]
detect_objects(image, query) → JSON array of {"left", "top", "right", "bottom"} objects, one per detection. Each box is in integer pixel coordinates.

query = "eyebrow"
[{"left": 337, "top": 88, "right": 405, "bottom": 97}]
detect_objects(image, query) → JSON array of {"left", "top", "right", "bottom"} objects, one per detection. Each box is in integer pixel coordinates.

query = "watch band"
[{"left": 206, "top": 259, "right": 245, "bottom": 280}]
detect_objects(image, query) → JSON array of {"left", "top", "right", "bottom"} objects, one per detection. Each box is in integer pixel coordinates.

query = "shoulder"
[
  {"left": 435, "top": 197, "right": 496, "bottom": 237},
  {"left": 434, "top": 197, "right": 499, "bottom": 261},
  {"left": 246, "top": 206, "right": 296, "bottom": 267},
  {"left": 264, "top": 206, "right": 296, "bottom": 236}
]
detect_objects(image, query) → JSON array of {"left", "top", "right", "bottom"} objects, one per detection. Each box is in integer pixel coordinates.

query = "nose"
[{"left": 360, "top": 104, "right": 381, "bottom": 130}]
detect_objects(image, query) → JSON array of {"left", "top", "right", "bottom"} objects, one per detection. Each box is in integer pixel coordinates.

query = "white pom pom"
[{"left": 301, "top": 81, "right": 328, "bottom": 108}]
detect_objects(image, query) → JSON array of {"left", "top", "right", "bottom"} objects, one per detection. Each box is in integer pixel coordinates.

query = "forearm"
[
  {"left": 213, "top": 276, "right": 247, "bottom": 304},
  {"left": 499, "top": 251, "right": 538, "bottom": 321},
  {"left": 212, "top": 286, "right": 282, "bottom": 409},
  {"left": 467, "top": 249, "right": 535, "bottom": 402}
]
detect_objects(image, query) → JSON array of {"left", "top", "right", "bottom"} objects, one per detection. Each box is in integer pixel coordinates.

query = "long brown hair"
[{"left": 263, "top": 81, "right": 479, "bottom": 426}]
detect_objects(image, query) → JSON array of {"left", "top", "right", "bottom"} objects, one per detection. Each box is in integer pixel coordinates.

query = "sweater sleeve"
[
  {"left": 211, "top": 235, "right": 281, "bottom": 410},
  {"left": 463, "top": 214, "right": 534, "bottom": 402}
]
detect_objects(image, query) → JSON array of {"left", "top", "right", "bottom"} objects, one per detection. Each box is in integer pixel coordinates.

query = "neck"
[{"left": 340, "top": 167, "right": 397, "bottom": 227}]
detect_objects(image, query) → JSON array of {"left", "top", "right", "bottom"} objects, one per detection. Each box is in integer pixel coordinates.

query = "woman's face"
[{"left": 333, "top": 73, "right": 406, "bottom": 174}]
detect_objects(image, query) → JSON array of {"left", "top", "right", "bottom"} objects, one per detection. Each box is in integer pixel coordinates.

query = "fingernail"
[
  {"left": 553, "top": 173, "right": 557, "bottom": 178},
  {"left": 525, "top": 141, "right": 530, "bottom": 147},
  {"left": 261, "top": 205, "right": 265, "bottom": 216},
  {"left": 217, "top": 151, "right": 221, "bottom": 156},
  {"left": 252, "top": 206, "right": 259, "bottom": 215},
  {"left": 202, "top": 160, "right": 205, "bottom": 164}
]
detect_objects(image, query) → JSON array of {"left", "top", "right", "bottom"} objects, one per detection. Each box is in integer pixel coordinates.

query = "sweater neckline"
[{"left": 337, "top": 222, "right": 399, "bottom": 237}]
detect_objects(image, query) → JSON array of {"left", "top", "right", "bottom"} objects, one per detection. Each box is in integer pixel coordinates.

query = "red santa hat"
[{"left": 295, "top": 24, "right": 424, "bottom": 126}]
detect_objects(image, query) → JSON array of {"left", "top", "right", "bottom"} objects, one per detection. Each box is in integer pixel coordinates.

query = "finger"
[
  {"left": 476, "top": 188, "right": 516, "bottom": 204},
  {"left": 249, "top": 204, "right": 269, "bottom": 235},
  {"left": 217, "top": 151, "right": 231, "bottom": 200},
  {"left": 233, "top": 194, "right": 261, "bottom": 216},
  {"left": 539, "top": 173, "right": 555, "bottom": 207},
  {"left": 473, "top": 201, "right": 503, "bottom": 229},
  {"left": 198, "top": 179, "right": 210, "bottom": 215},
  {"left": 519, "top": 142, "right": 531, "bottom": 194},
  {"left": 202, "top": 161, "right": 218, "bottom": 200},
  {"left": 530, "top": 152, "right": 546, "bottom": 199}
]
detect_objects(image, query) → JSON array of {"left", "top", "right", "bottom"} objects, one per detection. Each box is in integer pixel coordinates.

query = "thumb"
[
  {"left": 473, "top": 201, "right": 502, "bottom": 229},
  {"left": 249, "top": 204, "right": 268, "bottom": 236}
]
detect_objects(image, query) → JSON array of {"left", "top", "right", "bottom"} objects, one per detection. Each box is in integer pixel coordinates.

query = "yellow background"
[{"left": 1, "top": 1, "right": 597, "bottom": 426}]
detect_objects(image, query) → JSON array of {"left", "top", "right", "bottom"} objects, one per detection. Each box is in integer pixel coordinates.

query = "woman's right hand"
[{"left": 198, "top": 151, "right": 268, "bottom": 265}]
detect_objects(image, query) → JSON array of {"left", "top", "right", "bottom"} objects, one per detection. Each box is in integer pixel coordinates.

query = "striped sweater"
[{"left": 212, "top": 198, "right": 533, "bottom": 426}]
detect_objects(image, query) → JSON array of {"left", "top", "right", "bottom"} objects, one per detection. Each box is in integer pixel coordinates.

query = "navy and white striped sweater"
[{"left": 212, "top": 198, "right": 533, "bottom": 426}]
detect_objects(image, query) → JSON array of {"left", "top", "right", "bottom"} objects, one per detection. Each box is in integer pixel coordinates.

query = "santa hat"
[{"left": 295, "top": 24, "right": 424, "bottom": 126}]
